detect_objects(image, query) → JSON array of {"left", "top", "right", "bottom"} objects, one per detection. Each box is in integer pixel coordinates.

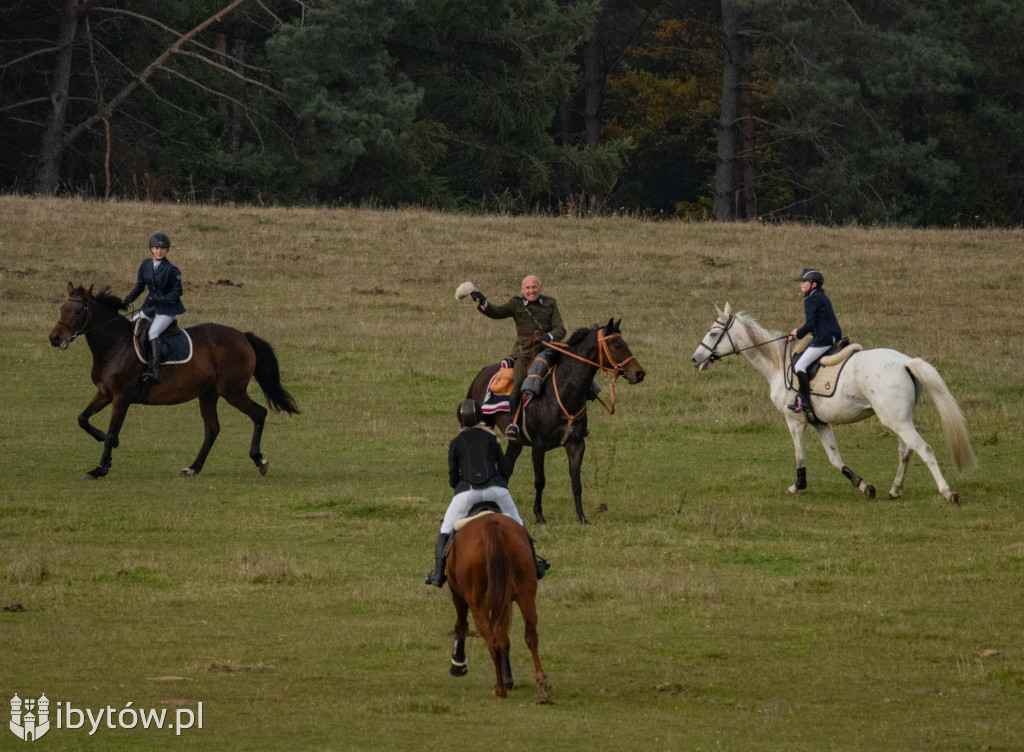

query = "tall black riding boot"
[
  {"left": 528, "top": 535, "right": 550, "bottom": 580},
  {"left": 505, "top": 394, "right": 521, "bottom": 442},
  {"left": 789, "top": 371, "right": 815, "bottom": 419},
  {"left": 425, "top": 532, "right": 453, "bottom": 587},
  {"left": 144, "top": 337, "right": 164, "bottom": 383}
]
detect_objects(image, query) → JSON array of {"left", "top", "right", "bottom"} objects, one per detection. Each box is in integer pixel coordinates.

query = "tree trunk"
[
  {"left": 582, "top": 29, "right": 603, "bottom": 214},
  {"left": 35, "top": 0, "right": 89, "bottom": 195},
  {"left": 714, "top": 0, "right": 750, "bottom": 221}
]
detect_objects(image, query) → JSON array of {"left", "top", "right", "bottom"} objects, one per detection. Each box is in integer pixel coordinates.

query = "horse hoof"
[
  {"left": 888, "top": 490, "right": 902, "bottom": 500},
  {"left": 449, "top": 664, "right": 468, "bottom": 678},
  {"left": 536, "top": 677, "right": 553, "bottom": 704},
  {"left": 864, "top": 484, "right": 876, "bottom": 500},
  {"left": 578, "top": 517, "right": 591, "bottom": 526},
  {"left": 493, "top": 687, "right": 508, "bottom": 699},
  {"left": 258, "top": 459, "right": 269, "bottom": 476},
  {"left": 179, "top": 468, "right": 197, "bottom": 477},
  {"left": 81, "top": 473, "right": 97, "bottom": 481},
  {"left": 949, "top": 492, "right": 960, "bottom": 506}
]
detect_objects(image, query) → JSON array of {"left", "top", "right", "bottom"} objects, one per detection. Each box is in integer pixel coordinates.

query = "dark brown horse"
[
  {"left": 446, "top": 512, "right": 551, "bottom": 700},
  {"left": 49, "top": 283, "right": 299, "bottom": 479},
  {"left": 468, "top": 319, "right": 645, "bottom": 525}
]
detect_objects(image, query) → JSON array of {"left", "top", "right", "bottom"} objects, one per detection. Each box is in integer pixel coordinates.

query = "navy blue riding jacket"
[
  {"left": 124, "top": 259, "right": 185, "bottom": 316},
  {"left": 448, "top": 427, "right": 510, "bottom": 493},
  {"left": 796, "top": 288, "right": 841, "bottom": 347}
]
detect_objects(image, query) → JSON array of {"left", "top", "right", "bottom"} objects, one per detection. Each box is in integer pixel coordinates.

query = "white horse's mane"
[{"left": 731, "top": 310, "right": 788, "bottom": 373}]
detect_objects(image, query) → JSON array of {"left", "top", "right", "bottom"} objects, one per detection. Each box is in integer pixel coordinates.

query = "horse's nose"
[
  {"left": 49, "top": 333, "right": 61, "bottom": 347},
  {"left": 635, "top": 370, "right": 646, "bottom": 383}
]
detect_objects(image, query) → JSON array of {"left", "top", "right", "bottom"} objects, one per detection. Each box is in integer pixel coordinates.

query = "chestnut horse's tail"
[
  {"left": 245, "top": 333, "right": 300, "bottom": 415},
  {"left": 484, "top": 520, "right": 513, "bottom": 639}
]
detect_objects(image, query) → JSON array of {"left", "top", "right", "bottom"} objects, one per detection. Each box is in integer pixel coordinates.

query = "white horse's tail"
[{"left": 905, "top": 359, "right": 978, "bottom": 472}]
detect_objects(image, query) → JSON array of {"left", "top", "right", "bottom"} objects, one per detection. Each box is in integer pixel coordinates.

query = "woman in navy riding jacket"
[
  {"left": 786, "top": 268, "right": 841, "bottom": 418},
  {"left": 121, "top": 232, "right": 185, "bottom": 383}
]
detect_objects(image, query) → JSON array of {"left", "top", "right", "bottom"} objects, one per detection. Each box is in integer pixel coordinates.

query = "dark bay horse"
[
  {"left": 468, "top": 319, "right": 645, "bottom": 525},
  {"left": 49, "top": 283, "right": 299, "bottom": 479},
  {"left": 446, "top": 513, "right": 551, "bottom": 700}
]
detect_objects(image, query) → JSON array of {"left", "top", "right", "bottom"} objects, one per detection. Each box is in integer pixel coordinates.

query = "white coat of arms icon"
[{"left": 10, "top": 694, "right": 51, "bottom": 742}]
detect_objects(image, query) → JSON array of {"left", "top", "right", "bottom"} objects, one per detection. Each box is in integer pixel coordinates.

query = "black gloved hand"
[
  {"left": 470, "top": 291, "right": 486, "bottom": 304},
  {"left": 544, "top": 333, "right": 555, "bottom": 341},
  {"left": 119, "top": 300, "right": 131, "bottom": 312}
]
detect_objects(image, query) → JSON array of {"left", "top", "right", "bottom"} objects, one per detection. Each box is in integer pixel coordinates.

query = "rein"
[
  {"left": 538, "top": 328, "right": 635, "bottom": 443},
  {"left": 697, "top": 314, "right": 788, "bottom": 362},
  {"left": 62, "top": 297, "right": 132, "bottom": 344}
]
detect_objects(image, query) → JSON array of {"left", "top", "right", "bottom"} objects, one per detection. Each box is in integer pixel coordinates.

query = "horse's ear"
[
  {"left": 66, "top": 281, "right": 74, "bottom": 296},
  {"left": 723, "top": 302, "right": 732, "bottom": 316},
  {"left": 715, "top": 303, "right": 723, "bottom": 317},
  {"left": 614, "top": 318, "right": 622, "bottom": 331},
  {"left": 605, "top": 317, "right": 617, "bottom": 333},
  {"left": 85, "top": 284, "right": 93, "bottom": 298}
]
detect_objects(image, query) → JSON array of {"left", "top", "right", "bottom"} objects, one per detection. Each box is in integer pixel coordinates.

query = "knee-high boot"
[
  {"left": 528, "top": 534, "right": 550, "bottom": 580},
  {"left": 144, "top": 336, "right": 164, "bottom": 383},
  {"left": 425, "top": 532, "right": 453, "bottom": 587}
]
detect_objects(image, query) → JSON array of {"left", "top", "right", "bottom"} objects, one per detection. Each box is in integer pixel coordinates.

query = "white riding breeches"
[
  {"left": 133, "top": 312, "right": 175, "bottom": 340},
  {"left": 440, "top": 486, "right": 523, "bottom": 534},
  {"left": 795, "top": 344, "right": 831, "bottom": 374}
]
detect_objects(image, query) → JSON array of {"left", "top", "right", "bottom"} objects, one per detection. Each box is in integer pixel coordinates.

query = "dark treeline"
[{"left": 2, "top": 0, "right": 1022, "bottom": 225}]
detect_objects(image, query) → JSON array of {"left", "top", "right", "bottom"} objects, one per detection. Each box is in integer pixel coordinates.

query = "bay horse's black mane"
[
  {"left": 566, "top": 319, "right": 621, "bottom": 348},
  {"left": 71, "top": 285, "right": 124, "bottom": 311}
]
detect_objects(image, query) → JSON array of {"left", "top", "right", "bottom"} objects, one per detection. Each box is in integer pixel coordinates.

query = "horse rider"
[
  {"left": 786, "top": 268, "right": 842, "bottom": 419},
  {"left": 469, "top": 275, "right": 566, "bottom": 441},
  {"left": 120, "top": 232, "right": 185, "bottom": 383},
  {"left": 426, "top": 399, "right": 549, "bottom": 587}
]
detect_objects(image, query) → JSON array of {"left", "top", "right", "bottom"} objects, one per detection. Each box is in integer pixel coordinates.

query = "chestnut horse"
[
  {"left": 468, "top": 319, "right": 645, "bottom": 525},
  {"left": 49, "top": 283, "right": 299, "bottom": 479},
  {"left": 446, "top": 512, "right": 551, "bottom": 701}
]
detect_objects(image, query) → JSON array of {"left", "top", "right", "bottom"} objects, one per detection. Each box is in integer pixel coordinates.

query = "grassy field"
[{"left": 1, "top": 195, "right": 1022, "bottom": 751}]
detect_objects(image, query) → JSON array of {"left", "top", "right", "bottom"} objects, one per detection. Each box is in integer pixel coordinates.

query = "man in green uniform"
[{"left": 471, "top": 275, "right": 566, "bottom": 441}]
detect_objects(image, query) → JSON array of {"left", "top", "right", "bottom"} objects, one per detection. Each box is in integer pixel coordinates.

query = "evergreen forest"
[{"left": 2, "top": 0, "right": 1022, "bottom": 225}]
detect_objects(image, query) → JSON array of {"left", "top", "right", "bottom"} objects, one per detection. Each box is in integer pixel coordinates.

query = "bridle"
[
  {"left": 535, "top": 327, "right": 638, "bottom": 443},
  {"left": 58, "top": 297, "right": 94, "bottom": 346},
  {"left": 696, "top": 314, "right": 788, "bottom": 363}
]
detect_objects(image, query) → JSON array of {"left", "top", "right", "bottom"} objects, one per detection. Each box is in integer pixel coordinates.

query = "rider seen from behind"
[
  {"left": 470, "top": 275, "right": 565, "bottom": 442},
  {"left": 120, "top": 232, "right": 184, "bottom": 383},
  {"left": 786, "top": 268, "right": 842, "bottom": 421},
  {"left": 425, "top": 399, "right": 549, "bottom": 587}
]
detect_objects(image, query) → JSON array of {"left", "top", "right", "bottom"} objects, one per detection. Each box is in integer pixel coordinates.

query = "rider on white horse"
[{"left": 787, "top": 268, "right": 841, "bottom": 420}]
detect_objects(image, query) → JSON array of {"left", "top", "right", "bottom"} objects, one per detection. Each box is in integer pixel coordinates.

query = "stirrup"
[
  {"left": 425, "top": 570, "right": 445, "bottom": 587},
  {"left": 788, "top": 396, "right": 803, "bottom": 413},
  {"left": 505, "top": 423, "right": 520, "bottom": 441}
]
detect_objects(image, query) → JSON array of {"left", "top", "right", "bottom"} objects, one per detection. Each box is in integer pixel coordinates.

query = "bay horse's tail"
[
  {"left": 245, "top": 333, "right": 300, "bottom": 415},
  {"left": 483, "top": 520, "right": 513, "bottom": 640},
  {"left": 906, "top": 359, "right": 977, "bottom": 472}
]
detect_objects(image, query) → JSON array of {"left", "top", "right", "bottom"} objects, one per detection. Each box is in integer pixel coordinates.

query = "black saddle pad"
[{"left": 466, "top": 500, "right": 502, "bottom": 517}]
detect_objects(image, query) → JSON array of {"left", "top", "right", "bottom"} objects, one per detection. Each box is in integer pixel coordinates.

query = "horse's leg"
[
  {"left": 501, "top": 648, "right": 514, "bottom": 690},
  {"left": 812, "top": 423, "right": 876, "bottom": 499},
  {"left": 504, "top": 440, "right": 524, "bottom": 479},
  {"left": 518, "top": 593, "right": 552, "bottom": 702},
  {"left": 78, "top": 390, "right": 111, "bottom": 442},
  {"left": 531, "top": 443, "right": 547, "bottom": 526},
  {"left": 467, "top": 605, "right": 506, "bottom": 698},
  {"left": 786, "top": 418, "right": 808, "bottom": 493},
  {"left": 882, "top": 419, "right": 957, "bottom": 504},
  {"left": 449, "top": 590, "right": 469, "bottom": 677},
  {"left": 222, "top": 388, "right": 270, "bottom": 475},
  {"left": 181, "top": 388, "right": 220, "bottom": 477},
  {"left": 83, "top": 396, "right": 130, "bottom": 479},
  {"left": 565, "top": 439, "right": 589, "bottom": 525},
  {"left": 888, "top": 437, "right": 914, "bottom": 499}
]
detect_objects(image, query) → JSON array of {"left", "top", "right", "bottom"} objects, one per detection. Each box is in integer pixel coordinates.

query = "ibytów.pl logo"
[{"left": 9, "top": 693, "right": 50, "bottom": 742}]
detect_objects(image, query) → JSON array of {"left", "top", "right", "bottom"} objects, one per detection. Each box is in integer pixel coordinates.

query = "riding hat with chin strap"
[
  {"left": 798, "top": 268, "right": 824, "bottom": 284},
  {"left": 148, "top": 232, "right": 171, "bottom": 249}
]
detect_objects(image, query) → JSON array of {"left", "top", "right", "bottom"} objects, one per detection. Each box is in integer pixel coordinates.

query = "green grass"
[{"left": 0, "top": 196, "right": 1022, "bottom": 750}]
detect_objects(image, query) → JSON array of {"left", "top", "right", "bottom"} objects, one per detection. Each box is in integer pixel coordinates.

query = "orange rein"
[{"left": 537, "top": 329, "right": 636, "bottom": 443}]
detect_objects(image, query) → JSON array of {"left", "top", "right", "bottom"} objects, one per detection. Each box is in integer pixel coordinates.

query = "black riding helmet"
[
  {"left": 457, "top": 399, "right": 483, "bottom": 428},
  {"left": 149, "top": 232, "right": 171, "bottom": 249},
  {"left": 798, "top": 268, "right": 824, "bottom": 285}
]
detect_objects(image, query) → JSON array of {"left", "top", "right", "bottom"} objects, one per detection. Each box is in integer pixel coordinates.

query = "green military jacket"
[{"left": 479, "top": 295, "right": 567, "bottom": 359}]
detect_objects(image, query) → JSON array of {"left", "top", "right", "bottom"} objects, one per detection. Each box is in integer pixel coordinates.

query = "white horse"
[{"left": 691, "top": 304, "right": 977, "bottom": 504}]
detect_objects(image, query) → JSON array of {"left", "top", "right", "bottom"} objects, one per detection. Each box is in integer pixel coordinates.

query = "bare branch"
[
  {"left": 172, "top": 49, "right": 282, "bottom": 96},
  {"left": 157, "top": 64, "right": 255, "bottom": 113},
  {"left": 91, "top": 6, "right": 273, "bottom": 75},
  {"left": 62, "top": 0, "right": 252, "bottom": 148},
  {"left": 0, "top": 46, "right": 58, "bottom": 71},
  {"left": 0, "top": 96, "right": 94, "bottom": 114}
]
